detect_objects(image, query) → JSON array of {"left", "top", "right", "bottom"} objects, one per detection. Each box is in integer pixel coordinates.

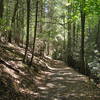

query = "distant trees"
[
  {"left": 8, "top": 0, "right": 19, "bottom": 43},
  {"left": 48, "top": 0, "right": 100, "bottom": 80}
]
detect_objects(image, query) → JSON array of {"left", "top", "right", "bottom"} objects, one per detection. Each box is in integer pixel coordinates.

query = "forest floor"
[
  {"left": 35, "top": 61, "right": 100, "bottom": 100},
  {"left": 0, "top": 42, "right": 100, "bottom": 100}
]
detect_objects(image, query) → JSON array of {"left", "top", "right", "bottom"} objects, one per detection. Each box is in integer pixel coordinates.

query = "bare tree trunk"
[
  {"left": 23, "top": 0, "right": 30, "bottom": 62},
  {"left": 8, "top": 0, "right": 18, "bottom": 43},
  {"left": 30, "top": 0, "right": 38, "bottom": 65},
  {"left": 39, "top": 0, "right": 43, "bottom": 34},
  {"left": 63, "top": 16, "right": 66, "bottom": 50},
  {"left": 0, "top": 0, "right": 4, "bottom": 18},
  {"left": 67, "top": 0, "right": 72, "bottom": 65},
  {"left": 80, "top": 0, "right": 86, "bottom": 73},
  {"left": 21, "top": 13, "right": 25, "bottom": 47},
  {"left": 73, "top": 22, "right": 76, "bottom": 51},
  {"left": 47, "top": 41, "right": 50, "bottom": 55},
  {"left": 96, "top": 19, "right": 100, "bottom": 51}
]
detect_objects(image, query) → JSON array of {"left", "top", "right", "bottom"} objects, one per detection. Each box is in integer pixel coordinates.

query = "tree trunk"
[
  {"left": 23, "top": 0, "right": 30, "bottom": 62},
  {"left": 96, "top": 19, "right": 100, "bottom": 51},
  {"left": 30, "top": 0, "right": 38, "bottom": 65},
  {"left": 8, "top": 0, "right": 18, "bottom": 43},
  {"left": 63, "top": 16, "right": 66, "bottom": 50},
  {"left": 67, "top": 0, "right": 72, "bottom": 64},
  {"left": 39, "top": 0, "right": 43, "bottom": 34},
  {"left": 80, "top": 0, "right": 86, "bottom": 73},
  {"left": 73, "top": 22, "right": 76, "bottom": 52},
  {"left": 0, "top": 0, "right": 4, "bottom": 18}
]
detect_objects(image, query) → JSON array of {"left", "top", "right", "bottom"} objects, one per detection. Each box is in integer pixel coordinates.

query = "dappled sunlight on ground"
[
  {"left": 3, "top": 66, "right": 19, "bottom": 79},
  {"left": 33, "top": 61, "right": 100, "bottom": 100},
  {"left": 19, "top": 88, "right": 35, "bottom": 95},
  {"left": 0, "top": 59, "right": 100, "bottom": 100},
  {"left": 0, "top": 43, "right": 100, "bottom": 100}
]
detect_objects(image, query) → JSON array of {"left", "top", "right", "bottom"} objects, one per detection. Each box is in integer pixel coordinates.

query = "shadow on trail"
[{"left": 35, "top": 61, "right": 100, "bottom": 100}]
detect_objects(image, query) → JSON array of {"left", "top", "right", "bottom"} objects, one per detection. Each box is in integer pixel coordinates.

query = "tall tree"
[
  {"left": 0, "top": 0, "right": 4, "bottom": 18},
  {"left": 96, "top": 19, "right": 100, "bottom": 51},
  {"left": 67, "top": 0, "right": 72, "bottom": 65},
  {"left": 23, "top": 0, "right": 30, "bottom": 62},
  {"left": 8, "top": 0, "right": 19, "bottom": 43},
  {"left": 30, "top": 0, "right": 38, "bottom": 65},
  {"left": 80, "top": 0, "right": 86, "bottom": 73}
]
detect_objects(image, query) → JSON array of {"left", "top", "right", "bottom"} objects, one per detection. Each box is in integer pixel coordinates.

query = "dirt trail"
[{"left": 35, "top": 60, "right": 100, "bottom": 100}]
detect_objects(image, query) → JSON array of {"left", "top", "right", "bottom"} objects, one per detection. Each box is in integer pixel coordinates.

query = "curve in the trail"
[{"left": 35, "top": 61, "right": 100, "bottom": 100}]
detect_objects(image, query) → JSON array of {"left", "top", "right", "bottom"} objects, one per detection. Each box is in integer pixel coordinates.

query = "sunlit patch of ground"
[{"left": 34, "top": 61, "right": 100, "bottom": 100}]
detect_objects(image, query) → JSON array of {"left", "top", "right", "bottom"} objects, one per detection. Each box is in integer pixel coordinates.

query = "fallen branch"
[{"left": 0, "top": 58, "right": 19, "bottom": 73}]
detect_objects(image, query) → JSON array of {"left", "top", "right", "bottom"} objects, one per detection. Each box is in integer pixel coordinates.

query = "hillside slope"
[
  {"left": 0, "top": 43, "right": 51, "bottom": 100},
  {"left": 0, "top": 43, "right": 100, "bottom": 100}
]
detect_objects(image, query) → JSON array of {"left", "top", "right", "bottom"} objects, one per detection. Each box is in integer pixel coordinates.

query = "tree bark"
[
  {"left": 0, "top": 0, "right": 4, "bottom": 18},
  {"left": 8, "top": 0, "right": 19, "bottom": 43},
  {"left": 96, "top": 19, "right": 100, "bottom": 51},
  {"left": 67, "top": 0, "right": 72, "bottom": 64},
  {"left": 80, "top": 0, "right": 86, "bottom": 73},
  {"left": 73, "top": 22, "right": 76, "bottom": 52},
  {"left": 30, "top": 0, "right": 38, "bottom": 65},
  {"left": 23, "top": 0, "right": 30, "bottom": 62},
  {"left": 63, "top": 16, "right": 66, "bottom": 50}
]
